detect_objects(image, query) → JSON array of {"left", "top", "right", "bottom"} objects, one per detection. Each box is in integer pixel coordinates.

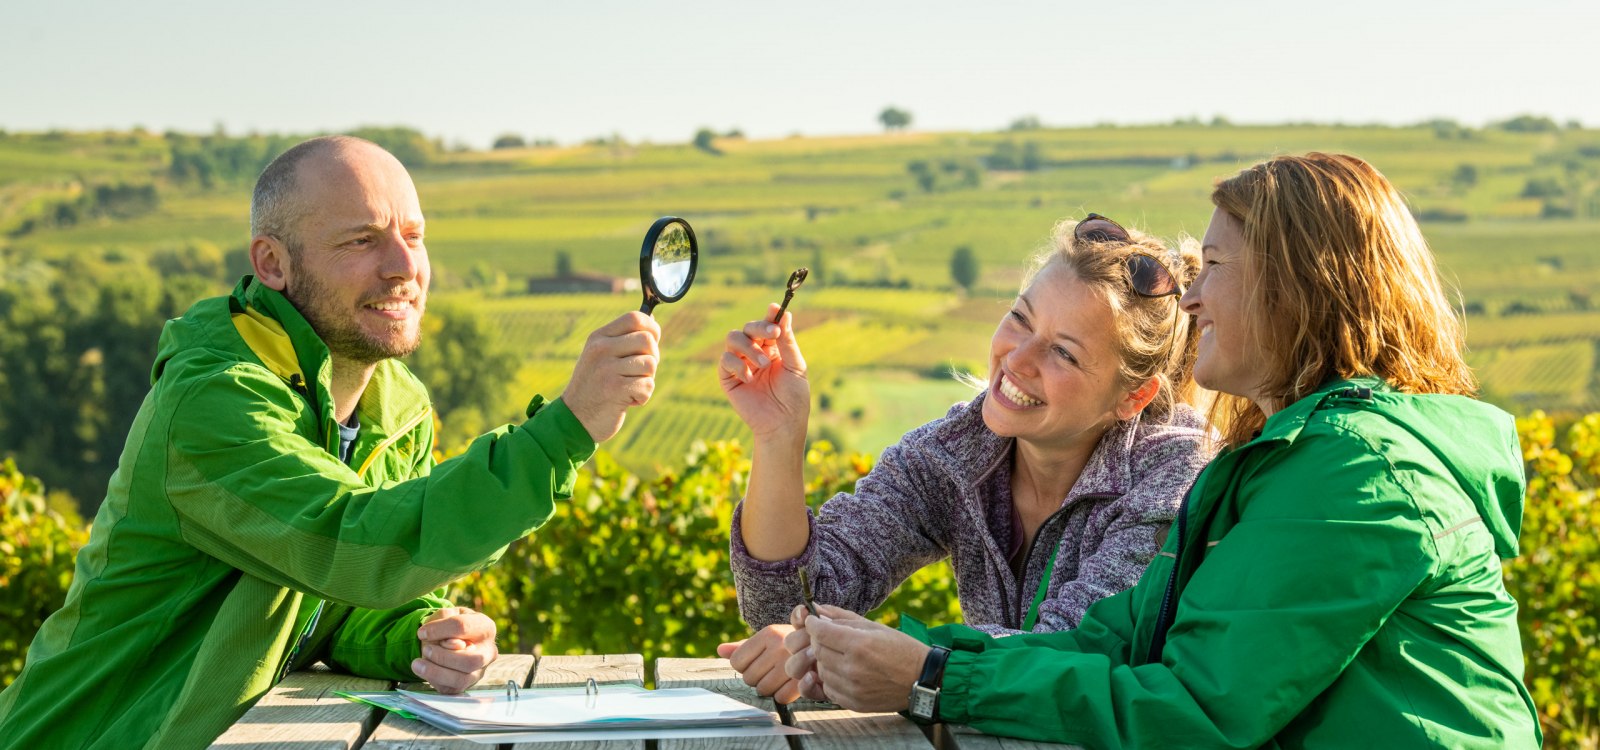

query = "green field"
[{"left": 3, "top": 123, "right": 1598, "bottom": 476}]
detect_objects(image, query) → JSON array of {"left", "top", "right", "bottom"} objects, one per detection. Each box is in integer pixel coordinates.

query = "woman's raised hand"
[{"left": 719, "top": 304, "right": 810, "bottom": 441}]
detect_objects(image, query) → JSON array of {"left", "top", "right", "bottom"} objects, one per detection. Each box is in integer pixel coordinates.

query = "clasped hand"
[
  {"left": 724, "top": 604, "right": 931, "bottom": 713},
  {"left": 411, "top": 606, "right": 498, "bottom": 694}
]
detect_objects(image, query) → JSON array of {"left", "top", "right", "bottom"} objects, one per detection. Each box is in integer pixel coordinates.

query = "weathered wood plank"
[
  {"left": 655, "top": 657, "right": 787, "bottom": 750},
  {"left": 209, "top": 664, "right": 389, "bottom": 749},
  {"left": 364, "top": 653, "right": 537, "bottom": 750},
  {"left": 530, "top": 653, "right": 646, "bottom": 688},
  {"left": 786, "top": 706, "right": 931, "bottom": 750},
  {"left": 942, "top": 724, "right": 1083, "bottom": 750},
  {"left": 507, "top": 653, "right": 647, "bottom": 750}
]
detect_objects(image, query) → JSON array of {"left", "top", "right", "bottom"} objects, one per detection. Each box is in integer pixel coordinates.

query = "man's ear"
[
  {"left": 1115, "top": 376, "right": 1162, "bottom": 421},
  {"left": 251, "top": 234, "right": 291, "bottom": 291}
]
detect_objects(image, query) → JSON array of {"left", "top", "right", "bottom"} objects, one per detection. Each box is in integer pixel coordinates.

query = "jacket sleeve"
[
  {"left": 730, "top": 424, "right": 951, "bottom": 629},
  {"left": 918, "top": 581, "right": 1143, "bottom": 668},
  {"left": 162, "top": 363, "right": 596, "bottom": 610},
  {"left": 977, "top": 428, "right": 1207, "bottom": 635},
  {"left": 324, "top": 591, "right": 452, "bottom": 681},
  {"left": 934, "top": 427, "right": 1436, "bottom": 749}
]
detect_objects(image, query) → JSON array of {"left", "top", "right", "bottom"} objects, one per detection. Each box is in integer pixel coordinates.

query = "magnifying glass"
[{"left": 638, "top": 216, "right": 699, "bottom": 315}]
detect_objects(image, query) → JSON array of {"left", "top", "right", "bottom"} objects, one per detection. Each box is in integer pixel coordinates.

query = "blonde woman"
[
  {"left": 780, "top": 154, "right": 1541, "bottom": 749},
  {"left": 716, "top": 217, "right": 1213, "bottom": 702}
]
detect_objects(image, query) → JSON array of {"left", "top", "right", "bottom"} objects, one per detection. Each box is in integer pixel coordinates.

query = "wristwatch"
[{"left": 907, "top": 645, "right": 951, "bottom": 724}]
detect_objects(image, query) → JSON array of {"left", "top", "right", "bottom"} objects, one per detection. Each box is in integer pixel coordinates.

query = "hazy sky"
[{"left": 4, "top": 1, "right": 1596, "bottom": 148}]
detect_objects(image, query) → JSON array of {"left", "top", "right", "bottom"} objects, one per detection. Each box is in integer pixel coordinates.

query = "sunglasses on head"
[{"left": 1075, "top": 213, "right": 1183, "bottom": 298}]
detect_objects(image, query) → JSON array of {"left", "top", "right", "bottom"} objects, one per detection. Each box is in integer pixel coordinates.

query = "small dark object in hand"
[
  {"left": 773, "top": 268, "right": 809, "bottom": 323},
  {"left": 798, "top": 567, "right": 820, "bottom": 618}
]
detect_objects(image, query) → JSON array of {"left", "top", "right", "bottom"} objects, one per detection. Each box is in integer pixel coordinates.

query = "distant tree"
[
  {"left": 150, "top": 241, "right": 226, "bottom": 281},
  {"left": 906, "top": 160, "right": 936, "bottom": 192},
  {"left": 879, "top": 107, "right": 913, "bottom": 132},
  {"left": 1420, "top": 118, "right": 1473, "bottom": 140},
  {"left": 1008, "top": 115, "right": 1042, "bottom": 131},
  {"left": 91, "top": 183, "right": 159, "bottom": 219},
  {"left": 987, "top": 141, "right": 1021, "bottom": 170},
  {"left": 405, "top": 301, "right": 520, "bottom": 451},
  {"left": 692, "top": 128, "right": 721, "bottom": 155},
  {"left": 1209, "top": 115, "right": 1233, "bottom": 127},
  {"left": 1452, "top": 164, "right": 1479, "bottom": 189},
  {"left": 466, "top": 261, "right": 509, "bottom": 296},
  {"left": 555, "top": 251, "right": 573, "bottom": 278},
  {"left": 1541, "top": 200, "right": 1575, "bottom": 219},
  {"left": 0, "top": 257, "right": 214, "bottom": 512},
  {"left": 723, "top": 128, "right": 745, "bottom": 139},
  {"left": 950, "top": 245, "right": 979, "bottom": 293},
  {"left": 345, "top": 126, "right": 435, "bottom": 167},
  {"left": 1021, "top": 142, "right": 1043, "bottom": 171},
  {"left": 1522, "top": 177, "right": 1566, "bottom": 199},
  {"left": 1413, "top": 207, "right": 1469, "bottom": 223},
  {"left": 492, "top": 133, "right": 527, "bottom": 150},
  {"left": 1500, "top": 300, "right": 1541, "bottom": 316},
  {"left": 1495, "top": 114, "right": 1560, "bottom": 133}
]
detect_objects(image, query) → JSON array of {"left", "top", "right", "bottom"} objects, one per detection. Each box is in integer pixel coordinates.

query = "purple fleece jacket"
[{"left": 730, "top": 393, "right": 1214, "bottom": 634}]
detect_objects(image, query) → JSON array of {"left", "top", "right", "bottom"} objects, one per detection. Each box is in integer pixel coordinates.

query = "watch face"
[{"left": 909, "top": 684, "right": 938, "bottom": 719}]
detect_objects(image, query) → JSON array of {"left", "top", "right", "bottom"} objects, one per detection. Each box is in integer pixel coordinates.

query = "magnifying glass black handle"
[{"left": 640, "top": 297, "right": 659, "bottom": 315}]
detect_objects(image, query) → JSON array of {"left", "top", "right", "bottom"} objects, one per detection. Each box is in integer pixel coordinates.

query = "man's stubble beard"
[{"left": 284, "top": 258, "right": 424, "bottom": 366}]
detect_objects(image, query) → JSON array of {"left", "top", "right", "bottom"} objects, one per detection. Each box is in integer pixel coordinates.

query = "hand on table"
[
  {"left": 783, "top": 604, "right": 929, "bottom": 712},
  {"left": 717, "top": 624, "right": 801, "bottom": 703},
  {"left": 412, "top": 606, "right": 498, "bottom": 694}
]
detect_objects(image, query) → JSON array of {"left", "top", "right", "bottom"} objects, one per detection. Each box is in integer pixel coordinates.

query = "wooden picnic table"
[{"left": 209, "top": 655, "right": 1080, "bottom": 749}]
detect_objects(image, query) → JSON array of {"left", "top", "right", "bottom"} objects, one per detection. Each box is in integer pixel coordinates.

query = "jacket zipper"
[
  {"left": 278, "top": 600, "right": 325, "bottom": 682},
  {"left": 1011, "top": 493, "right": 1118, "bottom": 629},
  {"left": 272, "top": 392, "right": 427, "bottom": 683},
  {"left": 1147, "top": 474, "right": 1204, "bottom": 662},
  {"left": 354, "top": 406, "right": 432, "bottom": 479}
]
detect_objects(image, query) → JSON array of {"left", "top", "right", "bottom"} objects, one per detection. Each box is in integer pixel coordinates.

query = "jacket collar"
[
  {"left": 1245, "top": 376, "right": 1391, "bottom": 449},
  {"left": 227, "top": 276, "right": 430, "bottom": 446}
]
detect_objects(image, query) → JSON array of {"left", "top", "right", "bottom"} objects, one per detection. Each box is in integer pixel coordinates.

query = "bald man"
[{"left": 0, "top": 136, "right": 661, "bottom": 749}]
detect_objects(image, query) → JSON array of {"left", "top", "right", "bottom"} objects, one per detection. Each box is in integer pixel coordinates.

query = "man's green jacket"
[
  {"left": 912, "top": 378, "right": 1541, "bottom": 748},
  {"left": 0, "top": 277, "right": 596, "bottom": 748}
]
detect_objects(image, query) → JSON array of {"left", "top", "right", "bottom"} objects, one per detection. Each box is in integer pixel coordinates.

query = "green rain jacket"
[
  {"left": 0, "top": 277, "right": 595, "bottom": 749},
  {"left": 911, "top": 378, "right": 1540, "bottom": 749}
]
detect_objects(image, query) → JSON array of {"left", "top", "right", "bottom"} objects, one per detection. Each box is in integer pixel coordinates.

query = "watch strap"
[
  {"left": 918, "top": 645, "right": 951, "bottom": 690},
  {"left": 907, "top": 645, "right": 951, "bottom": 723}
]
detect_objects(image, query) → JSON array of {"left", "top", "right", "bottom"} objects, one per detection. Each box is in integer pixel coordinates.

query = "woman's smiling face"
[
  {"left": 1180, "top": 207, "right": 1266, "bottom": 408},
  {"left": 982, "top": 260, "right": 1145, "bottom": 452}
]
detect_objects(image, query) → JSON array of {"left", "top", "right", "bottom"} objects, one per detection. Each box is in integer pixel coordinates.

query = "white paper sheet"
[{"left": 446, "top": 724, "right": 811, "bottom": 744}]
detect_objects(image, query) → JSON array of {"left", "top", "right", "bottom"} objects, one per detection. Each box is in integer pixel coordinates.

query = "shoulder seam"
[{"left": 1315, "top": 419, "right": 1442, "bottom": 568}]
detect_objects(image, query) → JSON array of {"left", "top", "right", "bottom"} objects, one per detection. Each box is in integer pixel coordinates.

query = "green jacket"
[
  {"left": 912, "top": 378, "right": 1540, "bottom": 749},
  {"left": 0, "top": 277, "right": 595, "bottom": 749}
]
